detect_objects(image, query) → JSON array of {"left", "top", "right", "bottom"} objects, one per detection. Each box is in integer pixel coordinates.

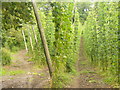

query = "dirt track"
[
  {"left": 70, "top": 37, "right": 112, "bottom": 88},
  {"left": 2, "top": 50, "right": 50, "bottom": 88}
]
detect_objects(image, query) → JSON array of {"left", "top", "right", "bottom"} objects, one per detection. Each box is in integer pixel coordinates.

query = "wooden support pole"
[
  {"left": 28, "top": 28, "right": 34, "bottom": 51},
  {"left": 31, "top": 25, "right": 38, "bottom": 44},
  {"left": 22, "top": 30, "right": 28, "bottom": 52},
  {"left": 32, "top": 0, "right": 53, "bottom": 78},
  {"left": 31, "top": 25, "right": 41, "bottom": 53}
]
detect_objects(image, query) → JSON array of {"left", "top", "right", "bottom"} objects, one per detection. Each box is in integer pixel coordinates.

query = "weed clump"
[{"left": 1, "top": 48, "right": 11, "bottom": 66}]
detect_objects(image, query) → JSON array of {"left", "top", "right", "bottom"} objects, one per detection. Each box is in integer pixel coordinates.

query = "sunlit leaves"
[
  {"left": 51, "top": 2, "right": 81, "bottom": 74},
  {"left": 2, "top": 2, "right": 33, "bottom": 30}
]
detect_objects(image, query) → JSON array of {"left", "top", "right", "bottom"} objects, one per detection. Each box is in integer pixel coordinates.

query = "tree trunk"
[{"left": 32, "top": 0, "right": 53, "bottom": 78}]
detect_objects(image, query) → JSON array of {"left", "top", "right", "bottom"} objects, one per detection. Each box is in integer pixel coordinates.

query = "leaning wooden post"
[{"left": 32, "top": 0, "right": 53, "bottom": 78}]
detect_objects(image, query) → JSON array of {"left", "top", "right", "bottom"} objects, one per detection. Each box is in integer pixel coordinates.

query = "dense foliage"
[
  {"left": 46, "top": 2, "right": 81, "bottom": 87},
  {"left": 83, "top": 2, "right": 119, "bottom": 85},
  {"left": 2, "top": 2, "right": 33, "bottom": 30},
  {"left": 1, "top": 1, "right": 119, "bottom": 88},
  {"left": 2, "top": 2, "right": 33, "bottom": 52}
]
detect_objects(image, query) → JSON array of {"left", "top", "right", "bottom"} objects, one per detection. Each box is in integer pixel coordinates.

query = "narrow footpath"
[{"left": 70, "top": 37, "right": 112, "bottom": 88}]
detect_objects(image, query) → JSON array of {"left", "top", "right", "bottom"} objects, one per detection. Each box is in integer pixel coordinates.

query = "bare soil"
[
  {"left": 2, "top": 50, "right": 51, "bottom": 88},
  {"left": 70, "top": 37, "right": 112, "bottom": 88}
]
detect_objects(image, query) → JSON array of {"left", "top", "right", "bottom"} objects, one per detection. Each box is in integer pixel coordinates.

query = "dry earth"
[{"left": 2, "top": 50, "right": 51, "bottom": 88}]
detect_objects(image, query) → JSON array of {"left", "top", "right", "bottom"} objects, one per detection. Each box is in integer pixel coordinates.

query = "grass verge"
[{"left": 1, "top": 68, "right": 26, "bottom": 76}]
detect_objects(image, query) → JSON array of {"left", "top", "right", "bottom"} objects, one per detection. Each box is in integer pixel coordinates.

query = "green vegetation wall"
[
  {"left": 50, "top": 2, "right": 82, "bottom": 87},
  {"left": 83, "top": 2, "right": 119, "bottom": 85}
]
